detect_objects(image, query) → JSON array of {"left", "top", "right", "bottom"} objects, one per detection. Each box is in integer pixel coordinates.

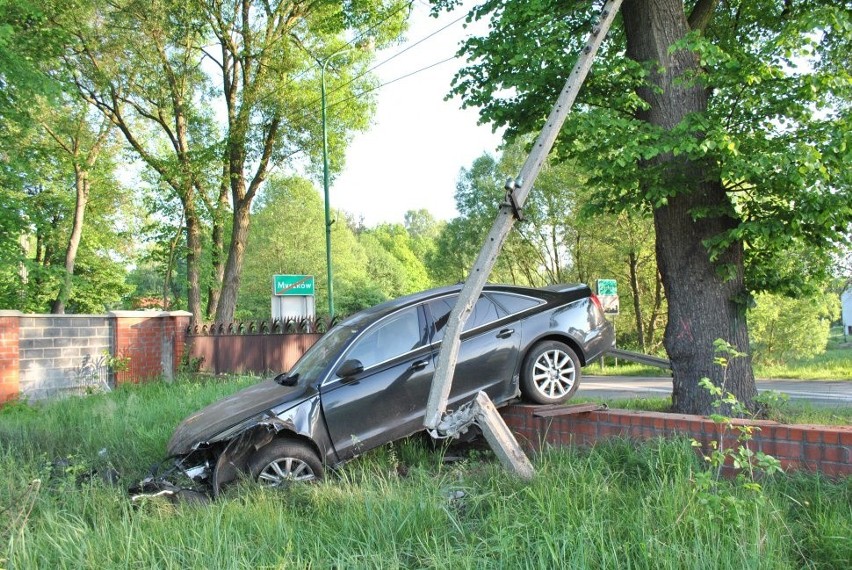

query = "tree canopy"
[{"left": 434, "top": 0, "right": 851, "bottom": 413}]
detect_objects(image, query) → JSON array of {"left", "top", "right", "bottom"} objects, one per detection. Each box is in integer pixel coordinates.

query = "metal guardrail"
[{"left": 607, "top": 348, "right": 672, "bottom": 370}]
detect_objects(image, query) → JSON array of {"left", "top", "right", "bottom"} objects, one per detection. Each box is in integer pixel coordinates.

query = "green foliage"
[
  {"left": 691, "top": 340, "right": 783, "bottom": 523},
  {"left": 403, "top": 208, "right": 442, "bottom": 261},
  {"left": 440, "top": 0, "right": 852, "bottom": 298},
  {"left": 0, "top": 144, "right": 132, "bottom": 313},
  {"left": 0, "top": 0, "right": 65, "bottom": 113},
  {"left": 238, "top": 177, "right": 437, "bottom": 319},
  {"left": 431, "top": 143, "right": 664, "bottom": 351},
  {"left": 178, "top": 351, "right": 204, "bottom": 375},
  {"left": 102, "top": 351, "right": 130, "bottom": 374},
  {"left": 748, "top": 290, "right": 840, "bottom": 364},
  {"left": 238, "top": 176, "right": 333, "bottom": 318},
  {"left": 361, "top": 223, "right": 433, "bottom": 295}
]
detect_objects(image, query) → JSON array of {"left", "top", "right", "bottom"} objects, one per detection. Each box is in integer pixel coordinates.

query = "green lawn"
[
  {"left": 572, "top": 395, "right": 852, "bottom": 426},
  {"left": 1, "top": 377, "right": 850, "bottom": 569},
  {"left": 593, "top": 341, "right": 852, "bottom": 381}
]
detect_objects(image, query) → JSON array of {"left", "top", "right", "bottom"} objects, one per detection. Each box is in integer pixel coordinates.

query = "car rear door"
[
  {"left": 320, "top": 305, "right": 434, "bottom": 460},
  {"left": 426, "top": 293, "right": 521, "bottom": 406}
]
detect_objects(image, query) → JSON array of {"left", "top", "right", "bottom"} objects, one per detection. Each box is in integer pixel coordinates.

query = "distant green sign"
[
  {"left": 596, "top": 279, "right": 617, "bottom": 296},
  {"left": 273, "top": 275, "right": 315, "bottom": 296}
]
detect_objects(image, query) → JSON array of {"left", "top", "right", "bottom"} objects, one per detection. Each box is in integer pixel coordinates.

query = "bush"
[{"left": 748, "top": 291, "right": 839, "bottom": 364}]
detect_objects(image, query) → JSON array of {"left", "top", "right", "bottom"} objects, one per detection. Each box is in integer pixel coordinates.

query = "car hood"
[{"left": 167, "top": 380, "right": 310, "bottom": 455}]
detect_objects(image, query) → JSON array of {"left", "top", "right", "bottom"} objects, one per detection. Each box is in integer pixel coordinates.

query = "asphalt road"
[{"left": 579, "top": 375, "right": 852, "bottom": 407}]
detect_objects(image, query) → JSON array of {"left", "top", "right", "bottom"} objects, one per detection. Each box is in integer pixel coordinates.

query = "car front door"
[{"left": 320, "top": 305, "right": 434, "bottom": 460}]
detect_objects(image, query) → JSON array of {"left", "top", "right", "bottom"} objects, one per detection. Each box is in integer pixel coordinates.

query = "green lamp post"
[
  {"left": 320, "top": 54, "right": 337, "bottom": 318},
  {"left": 318, "top": 40, "right": 372, "bottom": 318}
]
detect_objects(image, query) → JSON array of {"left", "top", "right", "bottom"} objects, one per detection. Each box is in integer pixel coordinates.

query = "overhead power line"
[{"left": 279, "top": 9, "right": 470, "bottom": 131}]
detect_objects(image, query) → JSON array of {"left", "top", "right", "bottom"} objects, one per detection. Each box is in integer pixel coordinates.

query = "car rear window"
[
  {"left": 428, "top": 295, "right": 504, "bottom": 342},
  {"left": 489, "top": 292, "right": 543, "bottom": 315}
]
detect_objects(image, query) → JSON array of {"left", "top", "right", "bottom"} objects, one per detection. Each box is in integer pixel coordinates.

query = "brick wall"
[
  {"left": 501, "top": 404, "right": 852, "bottom": 478},
  {"left": 0, "top": 310, "right": 192, "bottom": 401},
  {"left": 110, "top": 311, "right": 192, "bottom": 383}
]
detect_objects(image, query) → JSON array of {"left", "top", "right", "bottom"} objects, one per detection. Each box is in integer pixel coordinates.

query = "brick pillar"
[
  {"left": 169, "top": 311, "right": 193, "bottom": 378},
  {"left": 110, "top": 311, "right": 165, "bottom": 383},
  {"left": 109, "top": 311, "right": 195, "bottom": 383},
  {"left": 0, "top": 311, "right": 22, "bottom": 403}
]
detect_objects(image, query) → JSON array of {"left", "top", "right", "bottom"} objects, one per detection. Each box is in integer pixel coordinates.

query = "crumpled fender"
[{"left": 211, "top": 416, "right": 294, "bottom": 496}]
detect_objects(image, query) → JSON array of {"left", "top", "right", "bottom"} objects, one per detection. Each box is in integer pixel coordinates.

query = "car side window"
[
  {"left": 489, "top": 292, "right": 542, "bottom": 315},
  {"left": 428, "top": 295, "right": 505, "bottom": 343},
  {"left": 346, "top": 307, "right": 422, "bottom": 370}
]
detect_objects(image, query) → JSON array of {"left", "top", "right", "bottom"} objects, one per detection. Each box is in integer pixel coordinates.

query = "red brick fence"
[{"left": 501, "top": 404, "right": 852, "bottom": 478}]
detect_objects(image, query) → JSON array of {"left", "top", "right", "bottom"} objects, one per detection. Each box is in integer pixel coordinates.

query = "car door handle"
[
  {"left": 496, "top": 328, "right": 515, "bottom": 339},
  {"left": 410, "top": 359, "right": 430, "bottom": 371}
]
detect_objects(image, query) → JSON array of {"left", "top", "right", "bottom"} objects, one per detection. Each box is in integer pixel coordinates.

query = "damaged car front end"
[
  {"left": 131, "top": 322, "right": 361, "bottom": 502},
  {"left": 169, "top": 383, "right": 330, "bottom": 496},
  {"left": 132, "top": 381, "right": 332, "bottom": 501}
]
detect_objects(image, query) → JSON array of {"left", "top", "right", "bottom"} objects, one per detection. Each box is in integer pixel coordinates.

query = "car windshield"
[{"left": 286, "top": 324, "right": 359, "bottom": 386}]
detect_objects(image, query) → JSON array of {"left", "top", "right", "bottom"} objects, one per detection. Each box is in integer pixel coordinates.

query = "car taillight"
[{"left": 591, "top": 294, "right": 604, "bottom": 314}]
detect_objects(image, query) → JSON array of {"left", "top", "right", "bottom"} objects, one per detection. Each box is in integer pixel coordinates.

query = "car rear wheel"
[
  {"left": 521, "top": 341, "right": 581, "bottom": 405},
  {"left": 247, "top": 440, "right": 323, "bottom": 487}
]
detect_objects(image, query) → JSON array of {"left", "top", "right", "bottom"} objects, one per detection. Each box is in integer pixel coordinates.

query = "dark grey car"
[{"left": 166, "top": 283, "right": 614, "bottom": 494}]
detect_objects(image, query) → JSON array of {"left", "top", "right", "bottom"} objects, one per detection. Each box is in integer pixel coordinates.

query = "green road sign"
[
  {"left": 596, "top": 279, "right": 617, "bottom": 296},
  {"left": 273, "top": 275, "right": 315, "bottom": 296}
]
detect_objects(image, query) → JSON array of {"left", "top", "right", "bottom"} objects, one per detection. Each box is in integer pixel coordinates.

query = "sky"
[{"left": 329, "top": 0, "right": 504, "bottom": 226}]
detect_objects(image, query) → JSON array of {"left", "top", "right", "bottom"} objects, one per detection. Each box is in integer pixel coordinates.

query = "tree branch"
[
  {"left": 245, "top": 114, "right": 281, "bottom": 203},
  {"left": 687, "top": 0, "right": 719, "bottom": 33}
]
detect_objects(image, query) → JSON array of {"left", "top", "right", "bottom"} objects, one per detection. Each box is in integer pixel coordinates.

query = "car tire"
[
  {"left": 247, "top": 439, "right": 323, "bottom": 487},
  {"left": 521, "top": 340, "right": 581, "bottom": 405}
]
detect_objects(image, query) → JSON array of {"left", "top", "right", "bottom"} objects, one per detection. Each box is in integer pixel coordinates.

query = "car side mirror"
[
  {"left": 336, "top": 359, "right": 364, "bottom": 379},
  {"left": 273, "top": 372, "right": 298, "bottom": 386}
]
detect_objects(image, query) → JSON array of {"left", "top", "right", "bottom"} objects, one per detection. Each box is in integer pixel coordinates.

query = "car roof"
[{"left": 337, "top": 283, "right": 586, "bottom": 331}]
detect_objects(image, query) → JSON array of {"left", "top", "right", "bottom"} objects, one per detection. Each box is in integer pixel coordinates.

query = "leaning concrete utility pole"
[{"left": 424, "top": 0, "right": 624, "bottom": 479}]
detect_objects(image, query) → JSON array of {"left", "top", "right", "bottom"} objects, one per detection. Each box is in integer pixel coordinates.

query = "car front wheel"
[
  {"left": 247, "top": 439, "right": 323, "bottom": 487},
  {"left": 521, "top": 341, "right": 581, "bottom": 405}
]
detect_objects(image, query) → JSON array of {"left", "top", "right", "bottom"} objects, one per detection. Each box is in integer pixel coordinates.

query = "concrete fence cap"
[{"left": 108, "top": 310, "right": 193, "bottom": 318}]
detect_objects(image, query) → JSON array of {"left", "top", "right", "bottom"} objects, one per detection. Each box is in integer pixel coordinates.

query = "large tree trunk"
[
  {"left": 215, "top": 198, "right": 251, "bottom": 323},
  {"left": 205, "top": 178, "right": 229, "bottom": 319},
  {"left": 622, "top": 0, "right": 756, "bottom": 414}
]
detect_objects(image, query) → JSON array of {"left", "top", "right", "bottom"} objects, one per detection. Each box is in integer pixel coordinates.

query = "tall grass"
[{"left": 2, "top": 377, "right": 849, "bottom": 569}]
